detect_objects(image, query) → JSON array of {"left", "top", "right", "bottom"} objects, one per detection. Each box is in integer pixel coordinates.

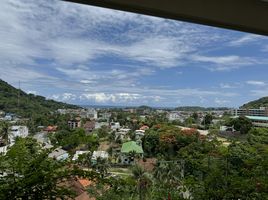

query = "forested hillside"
[
  {"left": 0, "top": 79, "right": 80, "bottom": 117},
  {"left": 241, "top": 97, "right": 268, "bottom": 108}
]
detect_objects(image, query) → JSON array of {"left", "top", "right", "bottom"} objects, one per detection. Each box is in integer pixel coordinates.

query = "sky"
[{"left": 0, "top": 0, "right": 268, "bottom": 108}]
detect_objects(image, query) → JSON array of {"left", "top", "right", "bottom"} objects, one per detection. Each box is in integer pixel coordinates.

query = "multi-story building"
[
  {"left": 233, "top": 107, "right": 268, "bottom": 117},
  {"left": 68, "top": 117, "right": 81, "bottom": 129}
]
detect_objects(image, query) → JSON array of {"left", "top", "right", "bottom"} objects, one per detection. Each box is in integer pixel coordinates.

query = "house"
[
  {"left": 94, "top": 122, "right": 109, "bottom": 129},
  {"left": 59, "top": 177, "right": 94, "bottom": 200},
  {"left": 110, "top": 122, "right": 120, "bottom": 131},
  {"left": 48, "top": 147, "right": 69, "bottom": 161},
  {"left": 167, "top": 111, "right": 184, "bottom": 122},
  {"left": 140, "top": 125, "right": 149, "bottom": 131},
  {"left": 72, "top": 150, "right": 91, "bottom": 161},
  {"left": 68, "top": 117, "right": 82, "bottom": 129},
  {"left": 10, "top": 126, "right": 29, "bottom": 144},
  {"left": 80, "top": 108, "right": 98, "bottom": 120},
  {"left": 44, "top": 125, "right": 58, "bottom": 133},
  {"left": 99, "top": 112, "right": 111, "bottom": 121},
  {"left": 135, "top": 130, "right": 145, "bottom": 140},
  {"left": 33, "top": 132, "right": 51, "bottom": 146},
  {"left": 115, "top": 128, "right": 131, "bottom": 141},
  {"left": 91, "top": 151, "right": 109, "bottom": 164},
  {"left": 83, "top": 121, "right": 95, "bottom": 133},
  {"left": 120, "top": 141, "right": 144, "bottom": 165}
]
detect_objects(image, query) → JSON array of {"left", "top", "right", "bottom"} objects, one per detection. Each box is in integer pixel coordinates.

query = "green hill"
[
  {"left": 0, "top": 79, "right": 80, "bottom": 117},
  {"left": 175, "top": 106, "right": 229, "bottom": 112},
  {"left": 241, "top": 97, "right": 268, "bottom": 109}
]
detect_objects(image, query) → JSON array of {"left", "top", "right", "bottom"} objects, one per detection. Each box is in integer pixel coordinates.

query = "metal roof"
[{"left": 245, "top": 116, "right": 268, "bottom": 121}]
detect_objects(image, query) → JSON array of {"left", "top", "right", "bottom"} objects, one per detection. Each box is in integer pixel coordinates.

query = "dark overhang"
[{"left": 63, "top": 0, "right": 268, "bottom": 36}]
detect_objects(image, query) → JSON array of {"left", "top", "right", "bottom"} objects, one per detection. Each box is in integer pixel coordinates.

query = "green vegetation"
[
  {"left": 50, "top": 128, "right": 99, "bottom": 152},
  {"left": 227, "top": 116, "right": 253, "bottom": 134},
  {"left": 241, "top": 96, "right": 268, "bottom": 108},
  {"left": 0, "top": 79, "right": 80, "bottom": 117},
  {"left": 0, "top": 137, "right": 99, "bottom": 199}
]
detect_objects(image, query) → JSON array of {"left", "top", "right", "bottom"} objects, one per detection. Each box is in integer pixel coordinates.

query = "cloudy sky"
[{"left": 1, "top": 0, "right": 268, "bottom": 107}]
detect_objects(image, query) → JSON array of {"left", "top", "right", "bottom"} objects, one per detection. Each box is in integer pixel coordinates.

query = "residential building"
[
  {"left": 115, "top": 128, "right": 131, "bottom": 141},
  {"left": 91, "top": 151, "right": 109, "bottom": 164},
  {"left": 99, "top": 112, "right": 111, "bottom": 121},
  {"left": 72, "top": 150, "right": 91, "bottom": 161},
  {"left": 10, "top": 126, "right": 29, "bottom": 144},
  {"left": 83, "top": 121, "right": 95, "bottom": 133},
  {"left": 167, "top": 111, "right": 184, "bottom": 122},
  {"left": 95, "top": 122, "right": 109, "bottom": 129},
  {"left": 48, "top": 147, "right": 69, "bottom": 160},
  {"left": 68, "top": 117, "right": 81, "bottom": 129},
  {"left": 80, "top": 108, "right": 98, "bottom": 119},
  {"left": 135, "top": 130, "right": 145, "bottom": 140},
  {"left": 44, "top": 125, "right": 58, "bottom": 133},
  {"left": 120, "top": 141, "right": 143, "bottom": 165},
  {"left": 110, "top": 122, "right": 120, "bottom": 131}
]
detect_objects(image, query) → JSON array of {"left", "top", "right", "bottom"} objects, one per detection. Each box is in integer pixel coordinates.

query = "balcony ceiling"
[{"left": 63, "top": 0, "right": 268, "bottom": 36}]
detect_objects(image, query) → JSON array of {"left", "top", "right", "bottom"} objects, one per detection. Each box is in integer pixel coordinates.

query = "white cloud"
[
  {"left": 192, "top": 55, "right": 259, "bottom": 71},
  {"left": 220, "top": 83, "right": 242, "bottom": 89},
  {"left": 246, "top": 80, "right": 266, "bottom": 86},
  {"left": 26, "top": 90, "right": 37, "bottom": 95},
  {"left": 80, "top": 93, "right": 141, "bottom": 103},
  {"left": 214, "top": 98, "right": 230, "bottom": 105},
  {"left": 49, "top": 93, "right": 76, "bottom": 102},
  {"left": 229, "top": 34, "right": 265, "bottom": 46}
]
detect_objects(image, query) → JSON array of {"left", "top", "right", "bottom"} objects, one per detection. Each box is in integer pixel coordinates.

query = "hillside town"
[{"left": 1, "top": 104, "right": 268, "bottom": 199}]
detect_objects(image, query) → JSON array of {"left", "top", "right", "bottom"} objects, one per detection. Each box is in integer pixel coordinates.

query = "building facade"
[{"left": 233, "top": 107, "right": 268, "bottom": 117}]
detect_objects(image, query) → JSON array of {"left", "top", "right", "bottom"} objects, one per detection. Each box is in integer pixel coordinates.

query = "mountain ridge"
[
  {"left": 0, "top": 79, "right": 80, "bottom": 117},
  {"left": 241, "top": 96, "right": 268, "bottom": 109}
]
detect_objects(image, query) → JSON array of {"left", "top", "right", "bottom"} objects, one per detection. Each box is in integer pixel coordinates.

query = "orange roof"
[
  {"left": 45, "top": 126, "right": 58, "bottom": 132},
  {"left": 140, "top": 125, "right": 149, "bottom": 130},
  {"left": 78, "top": 179, "right": 92, "bottom": 188}
]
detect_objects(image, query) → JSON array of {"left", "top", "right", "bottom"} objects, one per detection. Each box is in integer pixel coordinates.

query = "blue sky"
[{"left": 1, "top": 0, "right": 268, "bottom": 108}]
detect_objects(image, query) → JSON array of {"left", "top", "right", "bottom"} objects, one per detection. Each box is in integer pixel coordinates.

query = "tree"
[
  {"left": 0, "top": 121, "right": 10, "bottom": 145},
  {"left": 203, "top": 113, "right": 213, "bottom": 127},
  {"left": 131, "top": 165, "right": 152, "bottom": 200},
  {"left": 192, "top": 112, "right": 199, "bottom": 123},
  {"left": 0, "top": 137, "right": 99, "bottom": 199},
  {"left": 228, "top": 116, "right": 253, "bottom": 134},
  {"left": 92, "top": 157, "right": 110, "bottom": 178}
]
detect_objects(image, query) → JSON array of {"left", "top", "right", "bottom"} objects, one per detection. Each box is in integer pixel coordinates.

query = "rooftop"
[{"left": 121, "top": 141, "right": 143, "bottom": 154}]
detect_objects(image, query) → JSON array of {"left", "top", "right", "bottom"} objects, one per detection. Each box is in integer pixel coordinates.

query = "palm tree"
[
  {"left": 93, "top": 157, "right": 110, "bottom": 178},
  {"left": 0, "top": 121, "right": 10, "bottom": 146},
  {"left": 131, "top": 164, "right": 152, "bottom": 200}
]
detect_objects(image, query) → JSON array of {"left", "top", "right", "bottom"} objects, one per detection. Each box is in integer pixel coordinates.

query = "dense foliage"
[
  {"left": 0, "top": 138, "right": 99, "bottom": 199},
  {"left": 241, "top": 96, "right": 268, "bottom": 108},
  {"left": 0, "top": 79, "right": 79, "bottom": 117}
]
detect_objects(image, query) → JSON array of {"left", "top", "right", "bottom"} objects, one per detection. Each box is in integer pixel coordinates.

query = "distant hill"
[
  {"left": 175, "top": 106, "right": 230, "bottom": 112},
  {"left": 241, "top": 97, "right": 268, "bottom": 109},
  {"left": 0, "top": 79, "right": 80, "bottom": 117}
]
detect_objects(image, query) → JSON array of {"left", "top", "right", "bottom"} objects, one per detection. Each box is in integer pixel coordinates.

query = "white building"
[
  {"left": 110, "top": 122, "right": 120, "bottom": 131},
  {"left": 48, "top": 147, "right": 69, "bottom": 161},
  {"left": 91, "top": 151, "right": 109, "bottom": 164},
  {"left": 135, "top": 130, "right": 145, "bottom": 140},
  {"left": 72, "top": 150, "right": 91, "bottom": 161},
  {"left": 168, "top": 112, "right": 184, "bottom": 122},
  {"left": 10, "top": 126, "right": 29, "bottom": 144}
]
